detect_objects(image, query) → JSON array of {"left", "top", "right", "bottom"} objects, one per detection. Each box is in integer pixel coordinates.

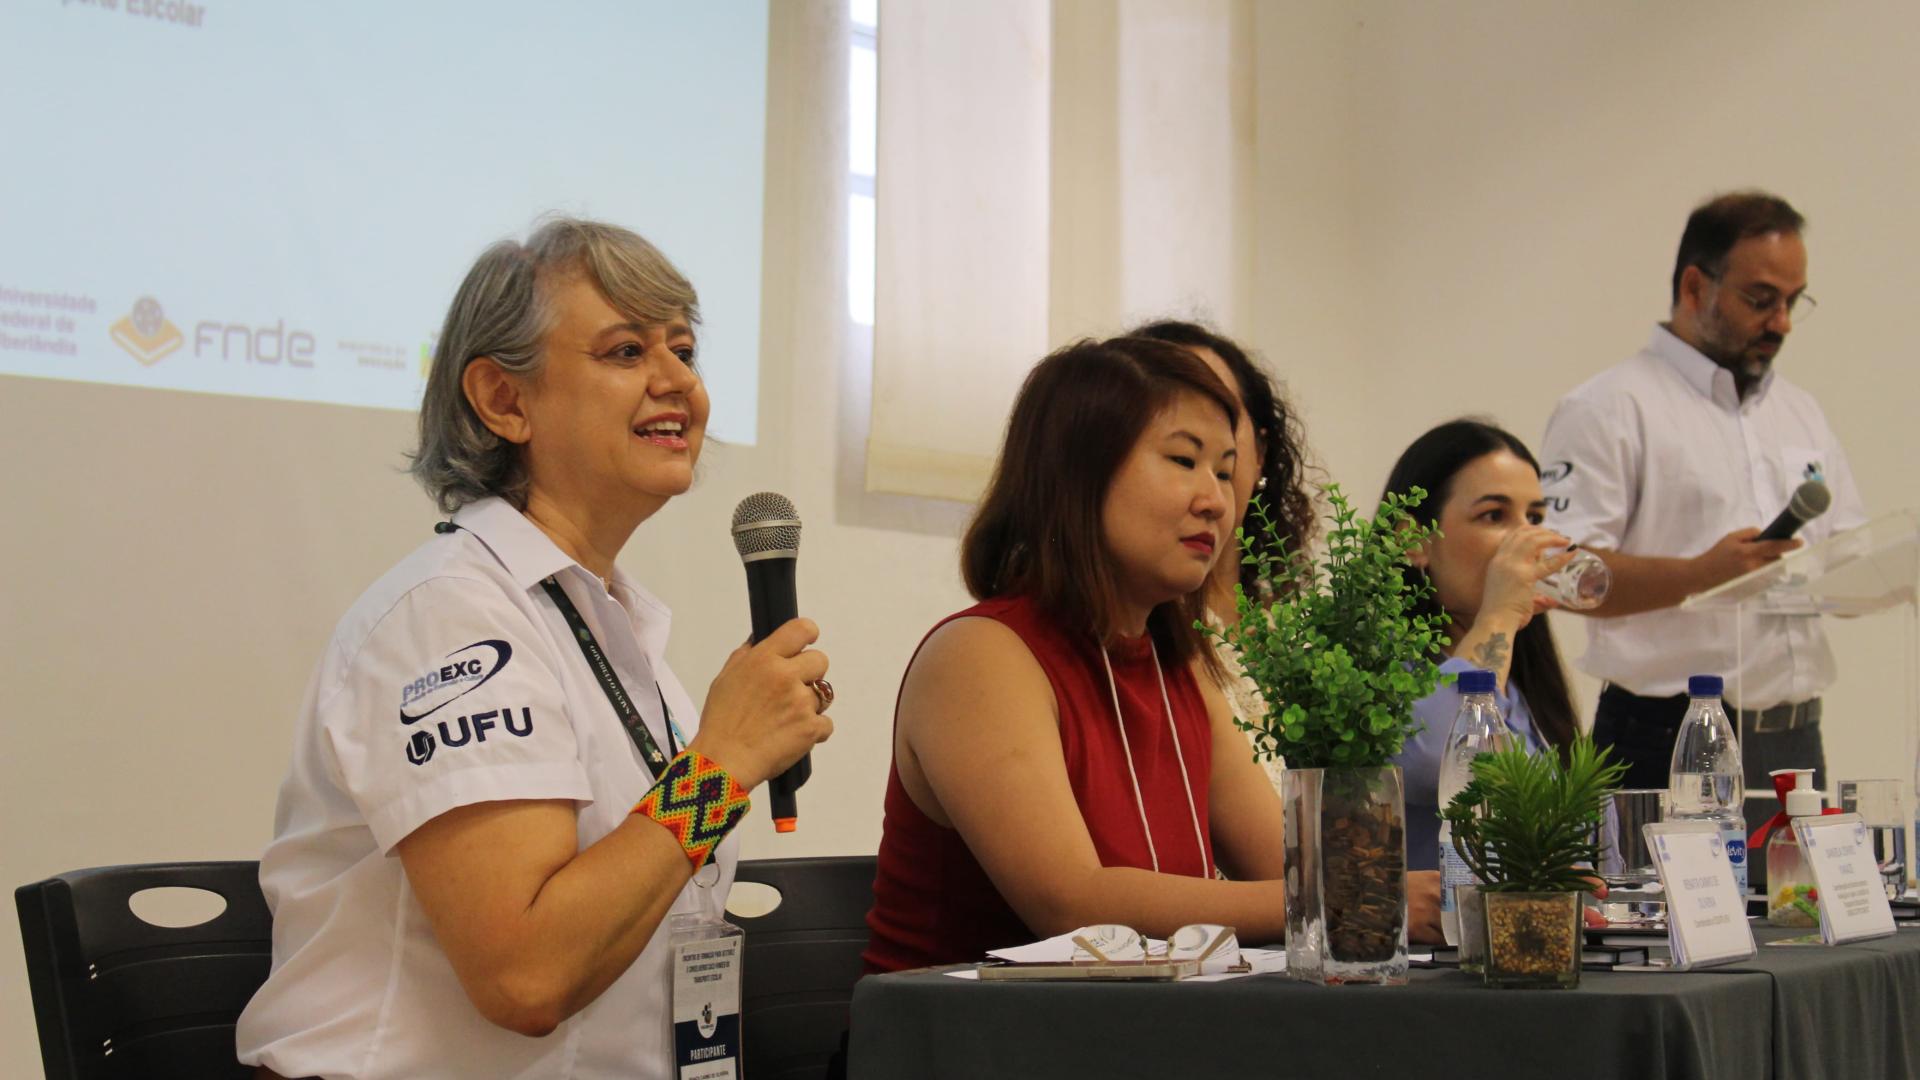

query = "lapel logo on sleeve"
[{"left": 399, "top": 640, "right": 514, "bottom": 724}]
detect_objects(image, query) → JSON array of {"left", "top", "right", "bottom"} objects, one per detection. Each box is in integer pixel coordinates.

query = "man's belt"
[{"left": 1600, "top": 684, "right": 1819, "bottom": 733}]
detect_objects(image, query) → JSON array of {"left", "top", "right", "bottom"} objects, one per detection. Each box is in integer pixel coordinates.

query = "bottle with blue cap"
[
  {"left": 1666, "top": 674, "right": 1748, "bottom": 896},
  {"left": 1437, "top": 668, "right": 1518, "bottom": 947}
]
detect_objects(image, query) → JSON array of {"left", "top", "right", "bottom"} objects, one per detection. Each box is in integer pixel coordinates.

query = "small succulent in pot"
[{"left": 1442, "top": 736, "right": 1626, "bottom": 988}]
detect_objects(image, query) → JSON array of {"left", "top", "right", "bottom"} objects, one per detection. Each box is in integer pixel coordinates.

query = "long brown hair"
[
  {"left": 1379, "top": 419, "right": 1578, "bottom": 757},
  {"left": 962, "top": 336, "right": 1240, "bottom": 674}
]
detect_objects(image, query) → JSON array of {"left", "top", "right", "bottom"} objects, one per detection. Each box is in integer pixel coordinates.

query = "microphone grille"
[
  {"left": 731, "top": 492, "right": 802, "bottom": 558},
  {"left": 1793, "top": 480, "right": 1833, "bottom": 517}
]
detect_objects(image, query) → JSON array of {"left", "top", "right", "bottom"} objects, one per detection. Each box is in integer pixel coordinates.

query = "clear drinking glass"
[
  {"left": 1598, "top": 788, "right": 1665, "bottom": 887},
  {"left": 1535, "top": 548, "right": 1612, "bottom": 610},
  {"left": 1837, "top": 779, "right": 1907, "bottom": 901}
]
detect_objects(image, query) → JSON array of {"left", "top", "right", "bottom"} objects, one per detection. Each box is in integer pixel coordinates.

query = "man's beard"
[{"left": 1697, "top": 304, "right": 1783, "bottom": 382}]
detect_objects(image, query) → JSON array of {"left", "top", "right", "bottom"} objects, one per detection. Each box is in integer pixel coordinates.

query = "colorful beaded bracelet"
[{"left": 632, "top": 749, "right": 751, "bottom": 871}]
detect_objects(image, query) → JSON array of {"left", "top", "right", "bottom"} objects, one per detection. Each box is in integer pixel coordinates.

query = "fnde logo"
[{"left": 110, "top": 296, "right": 184, "bottom": 365}]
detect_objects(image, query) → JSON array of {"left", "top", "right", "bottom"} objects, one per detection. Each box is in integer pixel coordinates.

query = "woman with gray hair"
[{"left": 237, "top": 217, "right": 832, "bottom": 1080}]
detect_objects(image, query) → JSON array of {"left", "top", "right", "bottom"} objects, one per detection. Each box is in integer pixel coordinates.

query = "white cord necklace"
[{"left": 1099, "top": 638, "right": 1210, "bottom": 878}]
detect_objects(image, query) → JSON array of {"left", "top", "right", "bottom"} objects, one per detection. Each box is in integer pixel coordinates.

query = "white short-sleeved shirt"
[
  {"left": 236, "top": 496, "right": 736, "bottom": 1080},
  {"left": 1538, "top": 325, "right": 1867, "bottom": 707}
]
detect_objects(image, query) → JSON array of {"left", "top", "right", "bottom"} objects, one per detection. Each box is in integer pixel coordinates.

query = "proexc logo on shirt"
[
  {"left": 399, "top": 639, "right": 513, "bottom": 724},
  {"left": 1540, "top": 460, "right": 1575, "bottom": 485}
]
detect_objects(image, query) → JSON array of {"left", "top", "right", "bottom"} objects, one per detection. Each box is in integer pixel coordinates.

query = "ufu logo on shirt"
[
  {"left": 399, "top": 639, "right": 513, "bottom": 725},
  {"left": 404, "top": 706, "right": 536, "bottom": 766}
]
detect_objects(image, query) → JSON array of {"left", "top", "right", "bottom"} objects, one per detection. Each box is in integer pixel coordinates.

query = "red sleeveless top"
[{"left": 862, "top": 595, "right": 1216, "bottom": 973}]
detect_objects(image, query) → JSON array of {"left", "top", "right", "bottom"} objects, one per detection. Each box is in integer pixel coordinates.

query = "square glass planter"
[
  {"left": 1481, "top": 890, "right": 1581, "bottom": 989},
  {"left": 1280, "top": 765, "right": 1408, "bottom": 985}
]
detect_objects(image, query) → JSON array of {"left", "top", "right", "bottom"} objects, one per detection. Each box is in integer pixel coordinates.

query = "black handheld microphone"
[
  {"left": 1755, "top": 479, "right": 1832, "bottom": 542},
  {"left": 730, "top": 492, "right": 809, "bottom": 833}
]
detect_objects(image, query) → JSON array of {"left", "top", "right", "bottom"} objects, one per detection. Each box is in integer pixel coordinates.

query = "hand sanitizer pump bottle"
[{"left": 1765, "top": 768, "right": 1823, "bottom": 927}]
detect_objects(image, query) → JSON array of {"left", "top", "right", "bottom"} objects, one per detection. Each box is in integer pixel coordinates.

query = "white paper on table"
[
  {"left": 1183, "top": 947, "right": 1288, "bottom": 981},
  {"left": 985, "top": 926, "right": 1201, "bottom": 964},
  {"left": 956, "top": 936, "right": 1287, "bottom": 981},
  {"left": 985, "top": 929, "right": 1157, "bottom": 964}
]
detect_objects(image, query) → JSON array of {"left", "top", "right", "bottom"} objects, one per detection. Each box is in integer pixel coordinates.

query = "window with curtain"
[{"left": 850, "top": 0, "right": 877, "bottom": 328}]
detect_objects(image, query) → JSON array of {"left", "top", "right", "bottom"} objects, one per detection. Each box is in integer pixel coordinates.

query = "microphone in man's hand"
[
  {"left": 730, "top": 492, "right": 810, "bottom": 833},
  {"left": 1755, "top": 479, "right": 1832, "bottom": 542}
]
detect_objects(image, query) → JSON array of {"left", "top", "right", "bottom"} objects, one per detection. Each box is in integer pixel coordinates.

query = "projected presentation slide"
[{"left": 0, "top": 1, "right": 768, "bottom": 443}]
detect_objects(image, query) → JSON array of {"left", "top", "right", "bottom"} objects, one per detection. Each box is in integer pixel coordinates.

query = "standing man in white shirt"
[{"left": 1538, "top": 191, "right": 1868, "bottom": 844}]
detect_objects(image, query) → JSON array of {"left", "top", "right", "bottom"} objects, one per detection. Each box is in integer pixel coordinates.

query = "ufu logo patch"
[
  {"left": 406, "top": 729, "right": 436, "bottom": 766},
  {"left": 404, "top": 707, "right": 536, "bottom": 766},
  {"left": 400, "top": 639, "right": 513, "bottom": 724}
]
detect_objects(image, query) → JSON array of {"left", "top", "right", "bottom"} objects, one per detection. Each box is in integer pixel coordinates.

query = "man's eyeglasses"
[
  {"left": 1709, "top": 273, "right": 1817, "bottom": 323},
  {"left": 1068, "top": 923, "right": 1245, "bottom": 973}
]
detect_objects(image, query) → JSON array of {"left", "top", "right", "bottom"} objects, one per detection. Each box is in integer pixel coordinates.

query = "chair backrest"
[
  {"left": 15, "top": 861, "right": 271, "bottom": 1080},
  {"left": 728, "top": 855, "right": 876, "bottom": 1080}
]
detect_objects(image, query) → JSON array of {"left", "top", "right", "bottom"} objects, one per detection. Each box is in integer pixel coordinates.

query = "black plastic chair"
[
  {"left": 729, "top": 855, "right": 876, "bottom": 1080},
  {"left": 15, "top": 861, "right": 271, "bottom": 1080}
]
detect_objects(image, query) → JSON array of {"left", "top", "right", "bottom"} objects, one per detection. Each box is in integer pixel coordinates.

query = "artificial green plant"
[
  {"left": 1441, "top": 736, "right": 1627, "bottom": 893},
  {"left": 1206, "top": 483, "right": 1452, "bottom": 768}
]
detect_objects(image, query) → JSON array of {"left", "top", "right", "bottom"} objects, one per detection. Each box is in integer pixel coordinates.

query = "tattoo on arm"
[{"left": 1470, "top": 632, "right": 1510, "bottom": 672}]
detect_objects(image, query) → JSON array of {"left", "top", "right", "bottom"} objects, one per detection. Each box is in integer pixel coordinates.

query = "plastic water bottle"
[
  {"left": 1666, "top": 674, "right": 1748, "bottom": 897},
  {"left": 1437, "top": 669, "right": 1518, "bottom": 946}
]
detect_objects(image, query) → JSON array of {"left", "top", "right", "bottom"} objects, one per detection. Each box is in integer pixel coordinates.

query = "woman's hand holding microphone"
[{"left": 689, "top": 617, "right": 834, "bottom": 790}]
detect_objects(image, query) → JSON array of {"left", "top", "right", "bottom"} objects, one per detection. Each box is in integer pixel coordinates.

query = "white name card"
[
  {"left": 1794, "top": 813, "right": 1898, "bottom": 945},
  {"left": 1645, "top": 820, "right": 1757, "bottom": 970}
]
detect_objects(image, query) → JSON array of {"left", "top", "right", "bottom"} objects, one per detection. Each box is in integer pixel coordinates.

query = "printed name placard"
[
  {"left": 1645, "top": 820, "right": 1757, "bottom": 970},
  {"left": 1794, "top": 813, "right": 1898, "bottom": 945}
]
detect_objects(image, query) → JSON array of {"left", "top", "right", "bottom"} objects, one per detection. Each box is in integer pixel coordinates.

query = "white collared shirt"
[
  {"left": 1538, "top": 325, "right": 1867, "bottom": 708},
  {"left": 237, "top": 496, "right": 734, "bottom": 1080}
]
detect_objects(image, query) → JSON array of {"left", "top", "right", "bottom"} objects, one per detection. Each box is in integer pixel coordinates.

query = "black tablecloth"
[
  {"left": 1712, "top": 926, "right": 1920, "bottom": 1078},
  {"left": 848, "top": 926, "right": 1920, "bottom": 1080}
]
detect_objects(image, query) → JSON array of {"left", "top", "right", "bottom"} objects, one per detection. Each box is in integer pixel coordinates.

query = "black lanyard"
[
  {"left": 434, "top": 522, "right": 680, "bottom": 780},
  {"left": 539, "top": 576, "right": 680, "bottom": 780}
]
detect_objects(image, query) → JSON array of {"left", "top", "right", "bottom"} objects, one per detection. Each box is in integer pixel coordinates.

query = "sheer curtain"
[{"left": 869, "top": 0, "right": 1255, "bottom": 502}]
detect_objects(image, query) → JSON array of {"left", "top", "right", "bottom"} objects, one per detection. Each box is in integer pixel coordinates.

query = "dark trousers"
[{"left": 1592, "top": 684, "right": 1825, "bottom": 893}]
